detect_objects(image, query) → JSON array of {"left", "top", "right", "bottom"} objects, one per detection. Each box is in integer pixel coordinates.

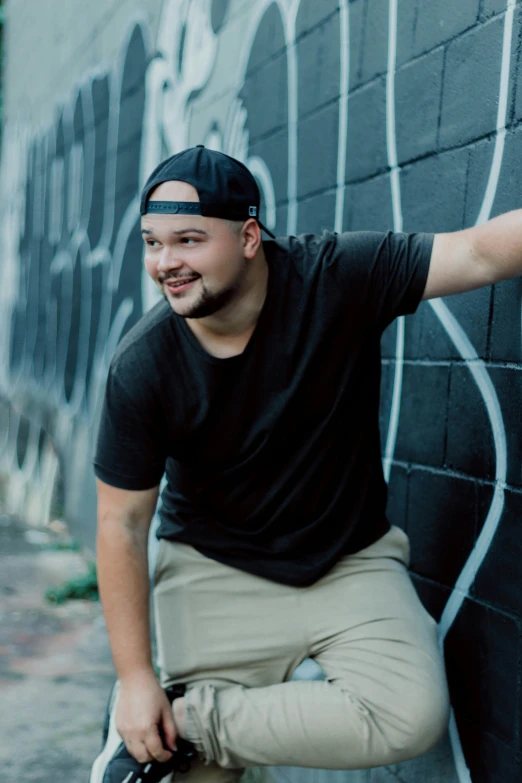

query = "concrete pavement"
[{"left": 0, "top": 512, "right": 115, "bottom": 782}]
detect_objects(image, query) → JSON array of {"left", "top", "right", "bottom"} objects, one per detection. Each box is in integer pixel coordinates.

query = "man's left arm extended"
[{"left": 423, "top": 209, "right": 522, "bottom": 301}]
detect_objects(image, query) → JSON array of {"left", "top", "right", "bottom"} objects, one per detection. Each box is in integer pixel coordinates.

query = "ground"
[{"left": 0, "top": 512, "right": 115, "bottom": 782}]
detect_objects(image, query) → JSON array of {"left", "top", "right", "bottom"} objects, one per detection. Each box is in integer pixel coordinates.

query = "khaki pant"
[{"left": 152, "top": 526, "right": 450, "bottom": 782}]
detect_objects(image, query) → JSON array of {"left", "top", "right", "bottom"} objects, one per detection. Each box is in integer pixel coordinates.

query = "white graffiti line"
[
  {"left": 435, "top": 301, "right": 507, "bottom": 643},
  {"left": 383, "top": 0, "right": 404, "bottom": 484},
  {"left": 384, "top": 1, "right": 514, "bottom": 781},
  {"left": 334, "top": 0, "right": 350, "bottom": 235},
  {"left": 476, "top": 0, "right": 515, "bottom": 227},
  {"left": 447, "top": 711, "right": 472, "bottom": 783}
]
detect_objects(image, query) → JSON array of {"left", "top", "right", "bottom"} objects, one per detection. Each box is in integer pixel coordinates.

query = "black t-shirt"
[{"left": 94, "top": 230, "right": 433, "bottom": 586}]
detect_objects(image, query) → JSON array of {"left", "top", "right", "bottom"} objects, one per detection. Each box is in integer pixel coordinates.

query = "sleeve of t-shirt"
[
  {"left": 93, "top": 362, "right": 167, "bottom": 490},
  {"left": 332, "top": 230, "right": 434, "bottom": 329}
]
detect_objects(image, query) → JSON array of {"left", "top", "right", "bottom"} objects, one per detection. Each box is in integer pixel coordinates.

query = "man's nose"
[{"left": 157, "top": 245, "right": 183, "bottom": 271}]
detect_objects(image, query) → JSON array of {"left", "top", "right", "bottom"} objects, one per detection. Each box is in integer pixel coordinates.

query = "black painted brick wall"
[{"left": 345, "top": 1, "right": 522, "bottom": 780}]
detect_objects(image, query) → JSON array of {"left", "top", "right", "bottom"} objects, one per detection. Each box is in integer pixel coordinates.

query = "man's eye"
[
  {"left": 145, "top": 239, "right": 159, "bottom": 247},
  {"left": 181, "top": 237, "right": 197, "bottom": 244}
]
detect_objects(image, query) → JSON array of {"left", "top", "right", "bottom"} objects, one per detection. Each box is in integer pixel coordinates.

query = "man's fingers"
[
  {"left": 162, "top": 704, "right": 178, "bottom": 752},
  {"left": 125, "top": 737, "right": 153, "bottom": 764},
  {"left": 145, "top": 725, "right": 174, "bottom": 762}
]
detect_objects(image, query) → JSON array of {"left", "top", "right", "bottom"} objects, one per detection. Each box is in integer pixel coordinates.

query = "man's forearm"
[{"left": 97, "top": 520, "right": 154, "bottom": 681}]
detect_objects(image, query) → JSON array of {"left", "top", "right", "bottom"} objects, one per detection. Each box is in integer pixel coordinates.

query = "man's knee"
[{"left": 387, "top": 681, "right": 451, "bottom": 762}]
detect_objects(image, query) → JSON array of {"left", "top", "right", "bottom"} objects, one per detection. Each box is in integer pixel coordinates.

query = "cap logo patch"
[{"left": 249, "top": 206, "right": 257, "bottom": 216}]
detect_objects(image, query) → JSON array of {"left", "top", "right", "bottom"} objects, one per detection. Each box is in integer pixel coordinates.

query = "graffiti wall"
[{"left": 1, "top": 1, "right": 521, "bottom": 781}]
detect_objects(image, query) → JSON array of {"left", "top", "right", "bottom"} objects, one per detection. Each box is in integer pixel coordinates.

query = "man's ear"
[{"left": 242, "top": 218, "right": 262, "bottom": 259}]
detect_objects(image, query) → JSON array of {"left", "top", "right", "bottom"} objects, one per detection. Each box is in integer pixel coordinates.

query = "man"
[{"left": 90, "top": 145, "right": 517, "bottom": 783}]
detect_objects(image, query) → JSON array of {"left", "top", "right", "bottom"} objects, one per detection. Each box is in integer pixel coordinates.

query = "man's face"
[{"left": 141, "top": 180, "right": 247, "bottom": 319}]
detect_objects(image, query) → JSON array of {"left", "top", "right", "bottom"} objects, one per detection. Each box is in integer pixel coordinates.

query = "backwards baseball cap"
[{"left": 140, "top": 145, "right": 276, "bottom": 238}]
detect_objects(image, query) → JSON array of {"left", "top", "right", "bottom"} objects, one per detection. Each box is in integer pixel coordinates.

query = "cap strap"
[
  {"left": 145, "top": 201, "right": 202, "bottom": 215},
  {"left": 144, "top": 199, "right": 276, "bottom": 238}
]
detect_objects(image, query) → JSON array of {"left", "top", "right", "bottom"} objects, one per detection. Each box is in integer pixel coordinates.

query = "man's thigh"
[
  {"left": 303, "top": 526, "right": 449, "bottom": 748},
  {"left": 153, "top": 540, "right": 306, "bottom": 689}
]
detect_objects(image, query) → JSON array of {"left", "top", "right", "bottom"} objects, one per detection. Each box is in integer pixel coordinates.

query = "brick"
[
  {"left": 486, "top": 366, "right": 522, "bottom": 488},
  {"left": 245, "top": 3, "right": 286, "bottom": 76},
  {"left": 91, "top": 75, "right": 110, "bottom": 125},
  {"left": 395, "top": 48, "right": 444, "bottom": 165},
  {"left": 210, "top": 0, "right": 230, "bottom": 34},
  {"left": 9, "top": 303, "right": 26, "bottom": 374},
  {"left": 481, "top": 0, "right": 509, "bottom": 19},
  {"left": 439, "top": 18, "right": 504, "bottom": 150},
  {"left": 117, "top": 89, "right": 145, "bottom": 150},
  {"left": 240, "top": 52, "right": 288, "bottom": 142},
  {"left": 379, "top": 357, "right": 395, "bottom": 431},
  {"left": 414, "top": 0, "right": 480, "bottom": 55},
  {"left": 394, "top": 363, "right": 450, "bottom": 467},
  {"left": 446, "top": 363, "right": 496, "bottom": 480},
  {"left": 120, "top": 25, "right": 146, "bottom": 98},
  {"left": 346, "top": 173, "right": 393, "bottom": 232},
  {"left": 111, "top": 187, "right": 137, "bottom": 245},
  {"left": 407, "top": 468, "right": 478, "bottom": 587},
  {"left": 473, "top": 489, "right": 522, "bottom": 618},
  {"left": 64, "top": 257, "right": 82, "bottom": 402},
  {"left": 395, "top": 1, "right": 421, "bottom": 69},
  {"left": 465, "top": 730, "right": 521, "bottom": 782},
  {"left": 380, "top": 318, "right": 398, "bottom": 359},
  {"left": 410, "top": 574, "right": 452, "bottom": 623},
  {"left": 482, "top": 126, "right": 522, "bottom": 221},
  {"left": 442, "top": 285, "right": 492, "bottom": 359},
  {"left": 295, "top": 0, "right": 339, "bottom": 37},
  {"left": 114, "top": 139, "right": 142, "bottom": 205},
  {"left": 274, "top": 203, "right": 288, "bottom": 238},
  {"left": 345, "top": 79, "right": 388, "bottom": 182},
  {"left": 249, "top": 128, "right": 289, "bottom": 209},
  {"left": 296, "top": 100, "right": 339, "bottom": 199},
  {"left": 296, "top": 190, "right": 336, "bottom": 235},
  {"left": 511, "top": 9, "right": 522, "bottom": 123},
  {"left": 445, "top": 599, "right": 519, "bottom": 749},
  {"left": 16, "top": 415, "right": 31, "bottom": 468},
  {"left": 87, "top": 150, "right": 107, "bottom": 248},
  {"left": 72, "top": 91, "right": 86, "bottom": 138},
  {"left": 86, "top": 264, "right": 104, "bottom": 393},
  {"left": 346, "top": 0, "right": 366, "bottom": 90},
  {"left": 463, "top": 137, "right": 496, "bottom": 226},
  {"left": 489, "top": 279, "right": 522, "bottom": 363},
  {"left": 297, "top": 13, "right": 341, "bottom": 118},
  {"left": 359, "top": 0, "right": 389, "bottom": 83},
  {"left": 404, "top": 302, "right": 459, "bottom": 361},
  {"left": 400, "top": 148, "right": 468, "bottom": 233}
]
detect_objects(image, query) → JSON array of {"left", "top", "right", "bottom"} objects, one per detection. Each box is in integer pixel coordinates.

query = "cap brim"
[{"left": 257, "top": 219, "right": 276, "bottom": 239}]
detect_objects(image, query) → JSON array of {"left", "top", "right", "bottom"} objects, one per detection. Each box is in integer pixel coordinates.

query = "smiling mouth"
[{"left": 164, "top": 276, "right": 199, "bottom": 293}]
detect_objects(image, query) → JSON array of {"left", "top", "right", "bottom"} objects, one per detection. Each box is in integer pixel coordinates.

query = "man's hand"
[{"left": 115, "top": 670, "right": 178, "bottom": 763}]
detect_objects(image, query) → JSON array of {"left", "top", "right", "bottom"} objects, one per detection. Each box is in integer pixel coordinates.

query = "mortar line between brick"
[
  {"left": 390, "top": 459, "right": 522, "bottom": 494},
  {"left": 435, "top": 43, "right": 448, "bottom": 152}
]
